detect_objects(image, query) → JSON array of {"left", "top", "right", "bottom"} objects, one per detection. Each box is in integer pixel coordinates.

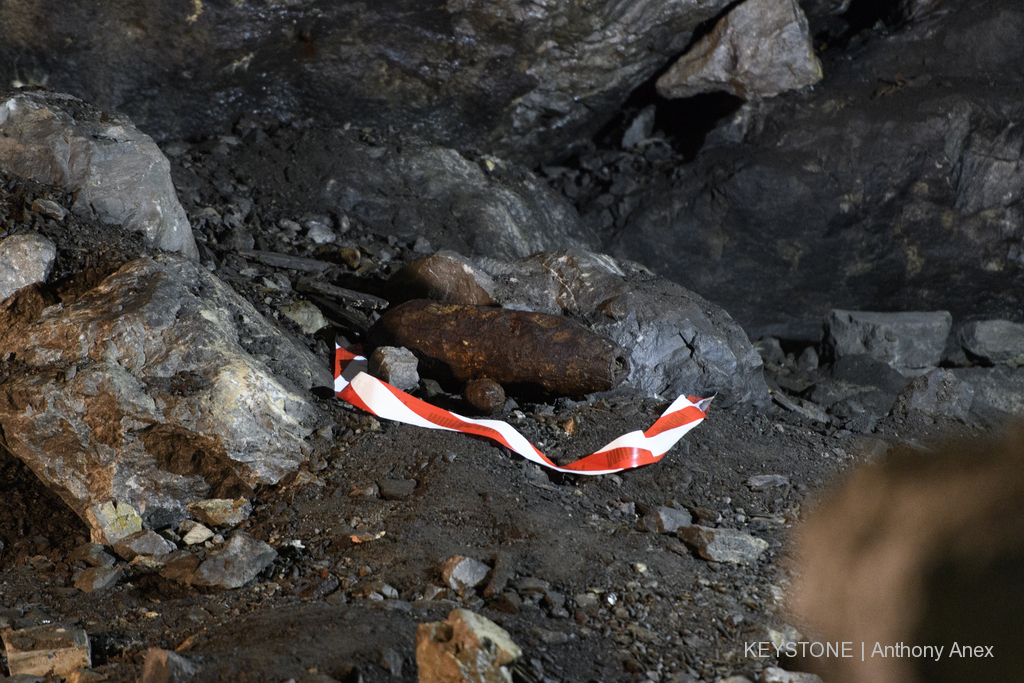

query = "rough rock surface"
[
  {"left": 822, "top": 310, "right": 952, "bottom": 369},
  {"left": 656, "top": 0, "right": 821, "bottom": 100},
  {"left": 0, "top": 253, "right": 329, "bottom": 540},
  {"left": 958, "top": 319, "right": 1024, "bottom": 366},
  {"left": 611, "top": 0, "right": 1024, "bottom": 339},
  {"left": 478, "top": 249, "right": 770, "bottom": 409},
  {"left": 0, "top": 0, "right": 733, "bottom": 165},
  {"left": 0, "top": 233, "right": 56, "bottom": 302},
  {"left": 191, "top": 533, "right": 277, "bottom": 590},
  {"left": 0, "top": 90, "right": 197, "bottom": 260},
  {"left": 416, "top": 609, "right": 521, "bottom": 683}
]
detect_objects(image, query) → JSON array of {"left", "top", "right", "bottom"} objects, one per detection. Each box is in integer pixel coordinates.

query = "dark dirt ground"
[{"left": 0, "top": 115, "right": 993, "bottom": 683}]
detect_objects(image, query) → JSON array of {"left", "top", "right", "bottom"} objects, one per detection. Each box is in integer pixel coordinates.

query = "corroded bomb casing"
[{"left": 366, "top": 299, "right": 628, "bottom": 395}]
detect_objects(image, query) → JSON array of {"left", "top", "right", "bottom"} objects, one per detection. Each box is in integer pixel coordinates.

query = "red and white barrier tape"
[{"left": 334, "top": 346, "right": 711, "bottom": 475}]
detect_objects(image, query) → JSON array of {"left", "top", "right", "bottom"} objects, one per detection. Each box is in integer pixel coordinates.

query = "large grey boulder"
[
  {"left": 0, "top": 90, "right": 197, "bottom": 259},
  {"left": 958, "top": 320, "right": 1024, "bottom": 367},
  {"left": 0, "top": 254, "right": 330, "bottom": 541},
  {"left": 0, "top": 0, "right": 732, "bottom": 165},
  {"left": 656, "top": 0, "right": 821, "bottom": 100},
  {"left": 822, "top": 310, "right": 952, "bottom": 370},
  {"left": 477, "top": 249, "right": 770, "bottom": 409}
]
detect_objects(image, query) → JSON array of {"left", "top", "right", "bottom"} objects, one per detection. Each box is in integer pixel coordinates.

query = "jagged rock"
[
  {"left": 822, "top": 310, "right": 952, "bottom": 369},
  {"left": 0, "top": 234, "right": 56, "bottom": 302},
  {"left": 368, "top": 347, "right": 420, "bottom": 392},
  {"left": 0, "top": 253, "right": 328, "bottom": 541},
  {"left": 478, "top": 249, "right": 770, "bottom": 408},
  {"left": 83, "top": 502, "right": 143, "bottom": 545},
  {"left": 416, "top": 609, "right": 521, "bottom": 683},
  {"left": 179, "top": 520, "right": 214, "bottom": 546},
  {"left": 112, "top": 530, "right": 176, "bottom": 561},
  {"left": 0, "top": 1, "right": 734, "bottom": 165},
  {"left": 192, "top": 533, "right": 277, "bottom": 589},
  {"left": 1, "top": 624, "right": 92, "bottom": 677},
  {"left": 68, "top": 542, "right": 115, "bottom": 568},
  {"left": 958, "top": 319, "right": 1024, "bottom": 367},
  {"left": 677, "top": 526, "right": 769, "bottom": 564},
  {"left": 140, "top": 647, "right": 199, "bottom": 683},
  {"left": 186, "top": 498, "right": 253, "bottom": 528},
  {"left": 73, "top": 566, "right": 123, "bottom": 593},
  {"left": 279, "top": 300, "right": 328, "bottom": 335},
  {"left": 656, "top": 0, "right": 821, "bottom": 100},
  {"left": 0, "top": 90, "right": 197, "bottom": 259},
  {"left": 891, "top": 369, "right": 974, "bottom": 421},
  {"left": 440, "top": 556, "right": 491, "bottom": 592}
]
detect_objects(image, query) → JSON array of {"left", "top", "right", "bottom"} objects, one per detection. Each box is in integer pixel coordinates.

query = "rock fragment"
[
  {"left": 416, "top": 609, "right": 521, "bottom": 683},
  {"left": 29, "top": 198, "right": 66, "bottom": 221},
  {"left": 0, "top": 90, "right": 198, "bottom": 259},
  {"left": 112, "top": 530, "right": 177, "bottom": 561},
  {"left": 638, "top": 506, "right": 692, "bottom": 534},
  {"left": 677, "top": 526, "right": 769, "bottom": 565},
  {"left": 192, "top": 533, "right": 277, "bottom": 589},
  {"left": 367, "top": 346, "right": 420, "bottom": 392},
  {"left": 178, "top": 520, "right": 215, "bottom": 546},
  {"left": 186, "top": 499, "right": 253, "bottom": 528},
  {"left": 759, "top": 668, "right": 823, "bottom": 683},
  {"left": 140, "top": 647, "right": 199, "bottom": 683},
  {"left": 656, "top": 0, "right": 821, "bottom": 100},
  {"left": 822, "top": 310, "right": 952, "bottom": 369},
  {"left": 959, "top": 319, "right": 1024, "bottom": 366},
  {"left": 84, "top": 502, "right": 143, "bottom": 546},
  {"left": 280, "top": 300, "right": 329, "bottom": 335},
  {"left": 891, "top": 369, "right": 973, "bottom": 421},
  {"left": 68, "top": 542, "right": 116, "bottom": 568},
  {"left": 73, "top": 566, "right": 123, "bottom": 593},
  {"left": 1, "top": 624, "right": 92, "bottom": 677},
  {"left": 0, "top": 233, "right": 56, "bottom": 302},
  {"left": 440, "top": 556, "right": 491, "bottom": 592},
  {"left": 378, "top": 478, "right": 417, "bottom": 502},
  {"left": 464, "top": 378, "right": 505, "bottom": 415},
  {"left": 953, "top": 366, "right": 1024, "bottom": 417}
]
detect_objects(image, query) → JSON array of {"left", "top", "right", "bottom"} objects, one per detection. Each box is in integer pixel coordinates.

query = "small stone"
[
  {"left": 112, "top": 529, "right": 177, "bottom": 561},
  {"left": 677, "top": 525, "right": 769, "bottom": 565},
  {"left": 158, "top": 551, "right": 202, "bottom": 585},
  {"left": 746, "top": 475, "right": 790, "bottom": 491},
  {"left": 74, "top": 566, "right": 124, "bottom": 593},
  {"left": 186, "top": 498, "right": 253, "bottom": 527},
  {"left": 379, "top": 647, "right": 404, "bottom": 678},
  {"left": 416, "top": 609, "right": 521, "bottom": 683},
  {"left": 759, "top": 668, "right": 823, "bottom": 683},
  {"left": 368, "top": 346, "right": 420, "bottom": 391},
  {"left": 0, "top": 233, "right": 57, "bottom": 302},
  {"left": 192, "top": 532, "right": 277, "bottom": 589},
  {"left": 140, "top": 647, "right": 200, "bottom": 683},
  {"left": 464, "top": 378, "right": 505, "bottom": 415},
  {"left": 574, "top": 594, "right": 599, "bottom": 611},
  {"left": 179, "top": 520, "right": 215, "bottom": 546},
  {"left": 280, "top": 300, "right": 329, "bottom": 334},
  {"left": 68, "top": 542, "right": 116, "bottom": 568},
  {"left": 797, "top": 346, "right": 818, "bottom": 371},
  {"left": 622, "top": 105, "right": 656, "bottom": 149},
  {"left": 439, "top": 555, "right": 491, "bottom": 591},
  {"left": 638, "top": 506, "right": 692, "bottom": 534},
  {"left": 65, "top": 668, "right": 108, "bottom": 683},
  {"left": 958, "top": 319, "right": 1024, "bottom": 367},
  {"left": 378, "top": 478, "right": 416, "bottom": 501},
  {"left": 530, "top": 626, "right": 569, "bottom": 645},
  {"left": 84, "top": 501, "right": 143, "bottom": 545},
  {"left": 30, "top": 199, "right": 67, "bottom": 221},
  {"left": 1, "top": 624, "right": 92, "bottom": 677},
  {"left": 304, "top": 219, "right": 336, "bottom": 245}
]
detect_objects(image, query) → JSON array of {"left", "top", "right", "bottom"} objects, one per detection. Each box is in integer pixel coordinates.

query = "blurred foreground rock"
[
  {"left": 0, "top": 253, "right": 329, "bottom": 541},
  {"left": 791, "top": 431, "right": 1024, "bottom": 683},
  {"left": 1, "top": 624, "right": 91, "bottom": 677},
  {"left": 0, "top": 90, "right": 197, "bottom": 259}
]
